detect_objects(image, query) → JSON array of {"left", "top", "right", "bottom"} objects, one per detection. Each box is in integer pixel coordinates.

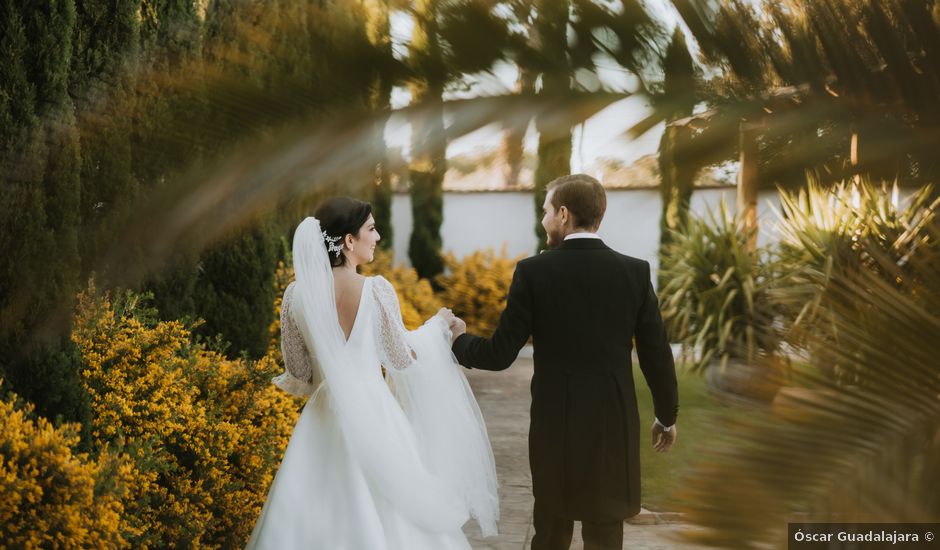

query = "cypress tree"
[
  {"left": 533, "top": 0, "right": 572, "bottom": 252},
  {"left": 193, "top": 223, "right": 278, "bottom": 359},
  {"left": 408, "top": 0, "right": 447, "bottom": 281},
  {"left": 657, "top": 28, "right": 696, "bottom": 289},
  {"left": 0, "top": 1, "right": 91, "bottom": 433},
  {"left": 70, "top": 0, "right": 141, "bottom": 279},
  {"left": 364, "top": 0, "right": 395, "bottom": 251},
  {"left": 135, "top": 0, "right": 204, "bottom": 325}
]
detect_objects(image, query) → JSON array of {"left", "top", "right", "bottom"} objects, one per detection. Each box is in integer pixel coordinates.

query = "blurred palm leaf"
[
  {"left": 771, "top": 178, "right": 939, "bottom": 383},
  {"left": 643, "top": 0, "right": 940, "bottom": 190},
  {"left": 677, "top": 203, "right": 940, "bottom": 549}
]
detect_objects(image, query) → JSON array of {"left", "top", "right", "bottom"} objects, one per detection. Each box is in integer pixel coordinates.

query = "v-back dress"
[{"left": 245, "top": 276, "right": 473, "bottom": 550}]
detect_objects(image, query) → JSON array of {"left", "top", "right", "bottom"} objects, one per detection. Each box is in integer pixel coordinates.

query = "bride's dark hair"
[{"left": 314, "top": 197, "right": 373, "bottom": 267}]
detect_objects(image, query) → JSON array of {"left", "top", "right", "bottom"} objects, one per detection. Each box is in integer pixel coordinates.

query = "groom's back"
[{"left": 520, "top": 240, "right": 650, "bottom": 374}]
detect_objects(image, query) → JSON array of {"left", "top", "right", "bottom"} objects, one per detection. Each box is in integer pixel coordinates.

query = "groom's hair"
[{"left": 547, "top": 174, "right": 606, "bottom": 229}]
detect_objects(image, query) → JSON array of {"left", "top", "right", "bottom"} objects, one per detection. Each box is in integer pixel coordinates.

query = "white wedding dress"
[{"left": 246, "top": 218, "right": 497, "bottom": 550}]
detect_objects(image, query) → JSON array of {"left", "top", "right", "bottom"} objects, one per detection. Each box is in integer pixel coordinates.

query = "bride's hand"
[{"left": 436, "top": 307, "right": 456, "bottom": 325}]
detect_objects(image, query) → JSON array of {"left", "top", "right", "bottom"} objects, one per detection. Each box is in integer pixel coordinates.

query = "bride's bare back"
[{"left": 333, "top": 271, "right": 365, "bottom": 341}]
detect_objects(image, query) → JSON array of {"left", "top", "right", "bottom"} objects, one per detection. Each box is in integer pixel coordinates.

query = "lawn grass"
[{"left": 634, "top": 365, "right": 730, "bottom": 512}]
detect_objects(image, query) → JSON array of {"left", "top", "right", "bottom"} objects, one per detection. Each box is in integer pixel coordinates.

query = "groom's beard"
[{"left": 545, "top": 227, "right": 564, "bottom": 248}]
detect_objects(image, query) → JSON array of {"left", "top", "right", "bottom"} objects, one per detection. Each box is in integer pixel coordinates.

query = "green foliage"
[
  {"left": 143, "top": 258, "right": 201, "bottom": 325},
  {"left": 677, "top": 207, "right": 940, "bottom": 548},
  {"left": 70, "top": 0, "right": 140, "bottom": 277},
  {"left": 193, "top": 224, "right": 279, "bottom": 359},
  {"left": 0, "top": 1, "right": 89, "bottom": 429},
  {"left": 659, "top": 199, "right": 782, "bottom": 372},
  {"left": 408, "top": 168, "right": 446, "bottom": 281},
  {"left": 532, "top": 0, "right": 572, "bottom": 252},
  {"left": 772, "top": 179, "right": 940, "bottom": 384},
  {"left": 363, "top": 0, "right": 395, "bottom": 252},
  {"left": 668, "top": 0, "right": 940, "bottom": 187},
  {"left": 657, "top": 124, "right": 697, "bottom": 290},
  {"left": 407, "top": 0, "right": 448, "bottom": 281},
  {"left": 656, "top": 28, "right": 698, "bottom": 288},
  {"left": 439, "top": 2, "right": 513, "bottom": 75},
  {"left": 370, "top": 168, "right": 394, "bottom": 251},
  {"left": 533, "top": 135, "right": 571, "bottom": 251}
]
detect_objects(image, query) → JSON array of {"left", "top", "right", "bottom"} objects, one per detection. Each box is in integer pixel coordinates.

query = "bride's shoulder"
[
  {"left": 367, "top": 275, "right": 396, "bottom": 297},
  {"left": 367, "top": 274, "right": 390, "bottom": 286},
  {"left": 280, "top": 282, "right": 297, "bottom": 318},
  {"left": 283, "top": 280, "right": 297, "bottom": 298}
]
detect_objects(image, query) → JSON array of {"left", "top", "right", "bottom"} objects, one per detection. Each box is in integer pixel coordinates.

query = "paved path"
[{"left": 460, "top": 349, "right": 707, "bottom": 550}]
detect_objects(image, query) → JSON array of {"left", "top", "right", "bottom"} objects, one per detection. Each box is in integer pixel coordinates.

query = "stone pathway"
[{"left": 461, "top": 347, "right": 708, "bottom": 550}]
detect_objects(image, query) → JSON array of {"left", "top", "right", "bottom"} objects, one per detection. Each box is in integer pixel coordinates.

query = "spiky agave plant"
[
  {"left": 772, "top": 178, "right": 939, "bottom": 384},
  {"left": 659, "top": 198, "right": 783, "bottom": 374},
  {"left": 676, "top": 213, "right": 940, "bottom": 549}
]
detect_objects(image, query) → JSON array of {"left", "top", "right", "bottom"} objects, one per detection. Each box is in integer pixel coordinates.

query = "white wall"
[{"left": 391, "top": 188, "right": 785, "bottom": 285}]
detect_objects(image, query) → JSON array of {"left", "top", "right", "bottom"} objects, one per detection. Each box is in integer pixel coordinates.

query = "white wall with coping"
[{"left": 390, "top": 188, "right": 786, "bottom": 286}]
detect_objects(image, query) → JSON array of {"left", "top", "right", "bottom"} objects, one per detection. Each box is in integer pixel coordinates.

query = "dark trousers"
[{"left": 531, "top": 499, "right": 624, "bottom": 550}]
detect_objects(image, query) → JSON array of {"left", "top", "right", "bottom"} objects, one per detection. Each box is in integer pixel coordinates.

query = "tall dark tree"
[
  {"left": 533, "top": 0, "right": 572, "bottom": 251},
  {"left": 193, "top": 223, "right": 278, "bottom": 358},
  {"left": 0, "top": 0, "right": 90, "bottom": 432},
  {"left": 656, "top": 28, "right": 697, "bottom": 288},
  {"left": 408, "top": 0, "right": 448, "bottom": 280},
  {"left": 364, "top": 0, "right": 396, "bottom": 251},
  {"left": 502, "top": 0, "right": 537, "bottom": 188},
  {"left": 136, "top": 0, "right": 205, "bottom": 330},
  {"left": 70, "top": 0, "right": 141, "bottom": 278}
]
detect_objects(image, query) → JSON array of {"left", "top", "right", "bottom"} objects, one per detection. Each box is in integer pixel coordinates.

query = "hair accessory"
[{"left": 322, "top": 230, "right": 344, "bottom": 258}]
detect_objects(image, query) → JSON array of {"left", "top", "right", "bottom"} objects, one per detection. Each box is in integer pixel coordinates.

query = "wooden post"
[
  {"left": 850, "top": 130, "right": 861, "bottom": 186},
  {"left": 738, "top": 121, "right": 760, "bottom": 251},
  {"left": 850, "top": 131, "right": 858, "bottom": 167}
]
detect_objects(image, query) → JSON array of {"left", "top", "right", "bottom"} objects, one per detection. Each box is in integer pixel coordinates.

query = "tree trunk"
[
  {"left": 533, "top": 0, "right": 572, "bottom": 252},
  {"left": 364, "top": 0, "right": 394, "bottom": 250},
  {"left": 738, "top": 121, "right": 760, "bottom": 251}
]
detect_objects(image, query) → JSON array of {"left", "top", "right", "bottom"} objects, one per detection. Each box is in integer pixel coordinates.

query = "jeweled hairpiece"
[{"left": 322, "top": 230, "right": 344, "bottom": 258}]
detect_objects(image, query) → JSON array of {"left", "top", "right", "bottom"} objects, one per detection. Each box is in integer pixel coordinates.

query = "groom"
[{"left": 447, "top": 174, "right": 679, "bottom": 550}]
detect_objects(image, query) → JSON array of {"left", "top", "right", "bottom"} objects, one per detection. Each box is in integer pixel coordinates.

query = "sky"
[{"left": 384, "top": 0, "right": 690, "bottom": 176}]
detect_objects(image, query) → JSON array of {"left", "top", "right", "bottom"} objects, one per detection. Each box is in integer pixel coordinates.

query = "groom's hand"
[
  {"left": 449, "top": 317, "right": 467, "bottom": 345},
  {"left": 651, "top": 422, "right": 677, "bottom": 453}
]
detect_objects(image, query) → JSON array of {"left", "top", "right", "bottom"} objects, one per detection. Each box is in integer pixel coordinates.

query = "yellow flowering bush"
[
  {"left": 2, "top": 243, "right": 520, "bottom": 548},
  {"left": 0, "top": 381, "right": 129, "bottom": 549},
  {"left": 268, "top": 258, "right": 295, "bottom": 362},
  {"left": 360, "top": 249, "right": 442, "bottom": 329},
  {"left": 71, "top": 283, "right": 300, "bottom": 548},
  {"left": 435, "top": 247, "right": 524, "bottom": 336}
]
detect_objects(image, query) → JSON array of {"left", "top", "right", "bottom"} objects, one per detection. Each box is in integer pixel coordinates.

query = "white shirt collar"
[{"left": 564, "top": 232, "right": 601, "bottom": 240}]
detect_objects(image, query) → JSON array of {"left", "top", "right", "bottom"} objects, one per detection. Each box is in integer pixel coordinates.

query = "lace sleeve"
[
  {"left": 371, "top": 276, "right": 418, "bottom": 370},
  {"left": 273, "top": 283, "right": 319, "bottom": 397}
]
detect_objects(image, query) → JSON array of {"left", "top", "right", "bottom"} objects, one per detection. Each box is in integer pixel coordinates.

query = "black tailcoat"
[{"left": 452, "top": 238, "right": 678, "bottom": 520}]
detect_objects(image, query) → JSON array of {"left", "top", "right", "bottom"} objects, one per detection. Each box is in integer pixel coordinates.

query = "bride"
[{"left": 246, "top": 197, "right": 498, "bottom": 549}]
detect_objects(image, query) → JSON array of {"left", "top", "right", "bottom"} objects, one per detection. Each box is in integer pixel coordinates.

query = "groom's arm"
[
  {"left": 635, "top": 261, "right": 679, "bottom": 427},
  {"left": 452, "top": 261, "right": 533, "bottom": 371}
]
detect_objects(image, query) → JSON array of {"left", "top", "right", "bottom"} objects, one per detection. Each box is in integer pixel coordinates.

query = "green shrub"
[{"left": 659, "top": 199, "right": 782, "bottom": 372}]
